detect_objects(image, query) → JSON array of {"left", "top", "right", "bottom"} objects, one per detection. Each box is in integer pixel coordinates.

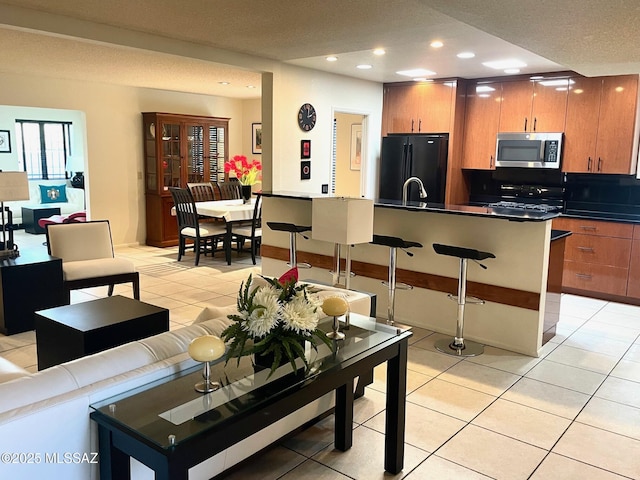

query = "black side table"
[
  {"left": 35, "top": 295, "right": 169, "bottom": 370},
  {"left": 22, "top": 206, "right": 61, "bottom": 234},
  {"left": 0, "top": 250, "right": 66, "bottom": 335}
]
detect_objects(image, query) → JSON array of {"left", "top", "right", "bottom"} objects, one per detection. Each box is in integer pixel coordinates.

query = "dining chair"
[
  {"left": 169, "top": 187, "right": 227, "bottom": 266},
  {"left": 231, "top": 194, "right": 262, "bottom": 264},
  {"left": 187, "top": 182, "right": 216, "bottom": 202},
  {"left": 216, "top": 181, "right": 242, "bottom": 200},
  {"left": 45, "top": 220, "right": 140, "bottom": 302}
]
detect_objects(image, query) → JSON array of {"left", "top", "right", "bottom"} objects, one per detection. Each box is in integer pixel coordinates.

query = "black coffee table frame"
[{"left": 91, "top": 319, "right": 411, "bottom": 479}]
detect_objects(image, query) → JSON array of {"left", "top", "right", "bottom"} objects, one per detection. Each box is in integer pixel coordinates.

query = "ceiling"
[{"left": 0, "top": 0, "right": 638, "bottom": 98}]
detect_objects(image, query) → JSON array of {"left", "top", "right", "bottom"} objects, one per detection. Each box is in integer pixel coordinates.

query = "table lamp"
[
  {"left": 312, "top": 197, "right": 374, "bottom": 290},
  {"left": 188, "top": 335, "right": 226, "bottom": 393},
  {"left": 0, "top": 171, "right": 29, "bottom": 260},
  {"left": 322, "top": 296, "right": 350, "bottom": 340}
]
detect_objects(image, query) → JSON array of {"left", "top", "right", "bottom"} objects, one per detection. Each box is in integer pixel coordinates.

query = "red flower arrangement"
[{"left": 224, "top": 155, "right": 262, "bottom": 186}]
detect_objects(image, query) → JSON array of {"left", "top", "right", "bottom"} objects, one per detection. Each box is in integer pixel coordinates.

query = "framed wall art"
[
  {"left": 350, "top": 124, "right": 362, "bottom": 170},
  {"left": 301, "top": 161, "right": 311, "bottom": 180},
  {"left": 0, "top": 130, "right": 11, "bottom": 153},
  {"left": 300, "top": 139, "right": 311, "bottom": 159},
  {"left": 252, "top": 123, "right": 262, "bottom": 154}
]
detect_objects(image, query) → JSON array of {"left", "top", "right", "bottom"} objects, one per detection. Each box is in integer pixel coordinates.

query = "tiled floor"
[{"left": 2, "top": 230, "right": 640, "bottom": 479}]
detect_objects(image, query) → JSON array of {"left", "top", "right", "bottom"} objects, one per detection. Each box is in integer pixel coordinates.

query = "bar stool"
[
  {"left": 371, "top": 234, "right": 423, "bottom": 325},
  {"left": 432, "top": 243, "right": 495, "bottom": 357},
  {"left": 266, "top": 222, "right": 312, "bottom": 269}
]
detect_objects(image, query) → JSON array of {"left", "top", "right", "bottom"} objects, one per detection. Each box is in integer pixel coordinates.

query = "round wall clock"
[{"left": 298, "top": 103, "right": 316, "bottom": 131}]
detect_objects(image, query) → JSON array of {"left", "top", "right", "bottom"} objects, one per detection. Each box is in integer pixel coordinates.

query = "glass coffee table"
[{"left": 90, "top": 314, "right": 412, "bottom": 480}]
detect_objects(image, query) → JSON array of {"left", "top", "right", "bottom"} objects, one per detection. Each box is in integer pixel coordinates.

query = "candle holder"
[
  {"left": 322, "top": 296, "right": 349, "bottom": 341},
  {"left": 188, "top": 335, "right": 225, "bottom": 393}
]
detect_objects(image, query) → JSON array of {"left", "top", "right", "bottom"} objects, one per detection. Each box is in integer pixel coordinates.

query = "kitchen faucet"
[{"left": 402, "top": 177, "right": 428, "bottom": 205}]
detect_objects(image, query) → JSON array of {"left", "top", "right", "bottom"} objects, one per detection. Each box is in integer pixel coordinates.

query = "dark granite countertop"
[
  {"left": 551, "top": 229, "right": 572, "bottom": 241},
  {"left": 260, "top": 191, "right": 560, "bottom": 222},
  {"left": 562, "top": 210, "right": 640, "bottom": 224}
]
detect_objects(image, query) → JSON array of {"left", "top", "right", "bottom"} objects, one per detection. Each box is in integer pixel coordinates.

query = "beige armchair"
[{"left": 45, "top": 220, "right": 140, "bottom": 302}]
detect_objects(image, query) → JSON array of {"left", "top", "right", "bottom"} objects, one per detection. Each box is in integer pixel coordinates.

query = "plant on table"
[
  {"left": 221, "top": 267, "right": 332, "bottom": 377},
  {"left": 224, "top": 155, "right": 262, "bottom": 186}
]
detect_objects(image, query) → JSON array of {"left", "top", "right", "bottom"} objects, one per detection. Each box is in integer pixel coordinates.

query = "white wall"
[{"left": 269, "top": 64, "right": 382, "bottom": 197}]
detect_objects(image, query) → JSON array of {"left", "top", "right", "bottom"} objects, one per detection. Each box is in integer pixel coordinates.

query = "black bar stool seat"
[
  {"left": 432, "top": 243, "right": 495, "bottom": 357},
  {"left": 371, "top": 234, "right": 423, "bottom": 325},
  {"left": 266, "top": 222, "right": 312, "bottom": 269}
]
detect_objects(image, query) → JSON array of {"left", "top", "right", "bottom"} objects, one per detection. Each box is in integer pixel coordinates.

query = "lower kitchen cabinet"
[
  {"left": 627, "top": 226, "right": 640, "bottom": 298},
  {"left": 553, "top": 217, "right": 634, "bottom": 299}
]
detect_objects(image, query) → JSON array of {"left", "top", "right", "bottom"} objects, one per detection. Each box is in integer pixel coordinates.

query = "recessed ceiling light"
[
  {"left": 430, "top": 40, "right": 444, "bottom": 48},
  {"left": 504, "top": 68, "right": 521, "bottom": 74},
  {"left": 482, "top": 59, "right": 527, "bottom": 70},
  {"left": 396, "top": 68, "right": 436, "bottom": 77},
  {"left": 373, "top": 48, "right": 385, "bottom": 56},
  {"left": 476, "top": 85, "right": 496, "bottom": 93},
  {"left": 218, "top": 81, "right": 230, "bottom": 85},
  {"left": 457, "top": 52, "right": 475, "bottom": 59},
  {"left": 538, "top": 79, "right": 574, "bottom": 87},
  {"left": 357, "top": 64, "right": 372, "bottom": 69},
  {"left": 246, "top": 85, "right": 256, "bottom": 89},
  {"left": 326, "top": 56, "right": 338, "bottom": 62}
]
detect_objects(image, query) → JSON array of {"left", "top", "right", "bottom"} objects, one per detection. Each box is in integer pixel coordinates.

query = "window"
[{"left": 15, "top": 120, "right": 72, "bottom": 180}]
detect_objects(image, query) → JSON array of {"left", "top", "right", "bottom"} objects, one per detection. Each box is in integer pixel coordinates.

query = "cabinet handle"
[
  {"left": 597, "top": 157, "right": 602, "bottom": 172},
  {"left": 533, "top": 117, "right": 537, "bottom": 132},
  {"left": 490, "top": 155, "right": 494, "bottom": 168},
  {"left": 576, "top": 273, "right": 592, "bottom": 280},
  {"left": 587, "top": 157, "right": 592, "bottom": 171},
  {"left": 418, "top": 119, "right": 422, "bottom": 132},
  {"left": 577, "top": 246, "right": 595, "bottom": 253},
  {"left": 523, "top": 117, "right": 527, "bottom": 131},
  {"left": 579, "top": 225, "right": 597, "bottom": 231},
  {"left": 411, "top": 119, "right": 414, "bottom": 133}
]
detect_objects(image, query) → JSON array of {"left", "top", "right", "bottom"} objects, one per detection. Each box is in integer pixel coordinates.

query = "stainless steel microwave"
[{"left": 495, "top": 132, "right": 563, "bottom": 169}]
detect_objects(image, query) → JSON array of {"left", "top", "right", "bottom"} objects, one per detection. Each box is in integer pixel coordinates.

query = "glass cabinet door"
[
  {"left": 161, "top": 122, "right": 181, "bottom": 190},
  {"left": 186, "top": 124, "right": 206, "bottom": 183},
  {"left": 209, "top": 125, "right": 226, "bottom": 183}
]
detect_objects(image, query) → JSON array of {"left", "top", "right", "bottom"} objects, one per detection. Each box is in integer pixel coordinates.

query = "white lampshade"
[
  {"left": 312, "top": 197, "right": 374, "bottom": 245},
  {"left": 0, "top": 171, "right": 29, "bottom": 202}
]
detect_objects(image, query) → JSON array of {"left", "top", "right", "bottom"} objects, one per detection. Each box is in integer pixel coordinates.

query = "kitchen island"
[{"left": 260, "top": 192, "right": 564, "bottom": 357}]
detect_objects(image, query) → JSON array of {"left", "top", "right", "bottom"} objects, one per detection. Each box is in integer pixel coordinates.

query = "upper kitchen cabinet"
[
  {"left": 461, "top": 82, "right": 501, "bottom": 169},
  {"left": 143, "top": 112, "right": 229, "bottom": 247},
  {"left": 498, "top": 79, "right": 568, "bottom": 133},
  {"left": 382, "top": 81, "right": 453, "bottom": 135},
  {"left": 563, "top": 74, "right": 639, "bottom": 174}
]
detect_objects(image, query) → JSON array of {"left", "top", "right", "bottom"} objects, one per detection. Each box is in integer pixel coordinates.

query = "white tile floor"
[{"left": 2, "top": 230, "right": 640, "bottom": 479}]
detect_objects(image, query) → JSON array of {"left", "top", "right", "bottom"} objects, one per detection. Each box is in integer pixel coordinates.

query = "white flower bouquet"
[{"left": 221, "top": 268, "right": 332, "bottom": 376}]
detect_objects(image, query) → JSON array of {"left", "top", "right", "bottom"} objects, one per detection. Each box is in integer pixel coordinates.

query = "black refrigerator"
[{"left": 378, "top": 134, "right": 448, "bottom": 203}]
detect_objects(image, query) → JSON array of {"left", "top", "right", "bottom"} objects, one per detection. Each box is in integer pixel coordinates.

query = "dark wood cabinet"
[
  {"left": 563, "top": 74, "right": 639, "bottom": 174},
  {"left": 498, "top": 79, "right": 568, "bottom": 133},
  {"left": 461, "top": 82, "right": 501, "bottom": 169},
  {"left": 143, "top": 112, "right": 229, "bottom": 247},
  {"left": 553, "top": 217, "right": 635, "bottom": 298},
  {"left": 382, "top": 81, "right": 453, "bottom": 135}
]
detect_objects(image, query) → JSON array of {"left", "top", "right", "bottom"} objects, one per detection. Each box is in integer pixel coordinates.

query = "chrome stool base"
[{"left": 434, "top": 338, "right": 484, "bottom": 357}]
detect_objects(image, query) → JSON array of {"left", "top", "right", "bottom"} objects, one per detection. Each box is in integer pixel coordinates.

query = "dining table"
[{"left": 192, "top": 198, "right": 256, "bottom": 265}]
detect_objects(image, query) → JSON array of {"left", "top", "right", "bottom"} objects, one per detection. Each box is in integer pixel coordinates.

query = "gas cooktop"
[{"left": 487, "top": 201, "right": 563, "bottom": 213}]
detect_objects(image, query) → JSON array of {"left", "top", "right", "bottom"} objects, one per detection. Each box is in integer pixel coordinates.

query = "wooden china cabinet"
[{"left": 143, "top": 112, "right": 229, "bottom": 247}]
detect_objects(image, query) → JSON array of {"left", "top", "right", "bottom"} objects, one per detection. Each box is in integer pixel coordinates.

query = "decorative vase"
[
  {"left": 71, "top": 171, "right": 85, "bottom": 189},
  {"left": 254, "top": 350, "right": 288, "bottom": 371},
  {"left": 241, "top": 185, "right": 252, "bottom": 204}
]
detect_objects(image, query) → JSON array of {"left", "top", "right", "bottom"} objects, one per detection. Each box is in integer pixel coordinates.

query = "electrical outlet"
[{"left": 321, "top": 184, "right": 328, "bottom": 194}]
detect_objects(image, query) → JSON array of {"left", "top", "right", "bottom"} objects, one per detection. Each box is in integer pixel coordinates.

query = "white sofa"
[
  {"left": 0, "top": 285, "right": 373, "bottom": 480},
  {"left": 5, "top": 180, "right": 85, "bottom": 226}
]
